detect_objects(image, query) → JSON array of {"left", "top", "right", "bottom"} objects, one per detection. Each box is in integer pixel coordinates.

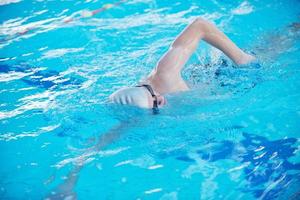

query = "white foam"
[
  {"left": 232, "top": 1, "right": 254, "bottom": 15},
  {"left": 0, "top": 0, "right": 21, "bottom": 6},
  {"left": 145, "top": 188, "right": 162, "bottom": 194},
  {"left": 42, "top": 48, "right": 84, "bottom": 59},
  {"left": 148, "top": 164, "right": 163, "bottom": 170}
]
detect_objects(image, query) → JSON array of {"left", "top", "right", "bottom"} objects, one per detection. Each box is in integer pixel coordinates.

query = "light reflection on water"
[{"left": 0, "top": 0, "right": 300, "bottom": 199}]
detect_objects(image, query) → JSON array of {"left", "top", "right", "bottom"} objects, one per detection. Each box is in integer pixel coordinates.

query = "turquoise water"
[{"left": 1, "top": 0, "right": 300, "bottom": 199}]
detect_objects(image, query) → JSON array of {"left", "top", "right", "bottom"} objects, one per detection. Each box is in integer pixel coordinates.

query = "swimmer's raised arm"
[
  {"left": 157, "top": 17, "right": 255, "bottom": 74},
  {"left": 195, "top": 18, "right": 255, "bottom": 65},
  {"left": 111, "top": 17, "right": 257, "bottom": 108},
  {"left": 147, "top": 17, "right": 255, "bottom": 94}
]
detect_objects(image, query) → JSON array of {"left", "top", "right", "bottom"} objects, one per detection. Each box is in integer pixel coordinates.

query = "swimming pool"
[{"left": 0, "top": 0, "right": 300, "bottom": 199}]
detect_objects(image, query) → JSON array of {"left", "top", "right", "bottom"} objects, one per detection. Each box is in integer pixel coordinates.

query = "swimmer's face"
[{"left": 153, "top": 94, "right": 167, "bottom": 108}]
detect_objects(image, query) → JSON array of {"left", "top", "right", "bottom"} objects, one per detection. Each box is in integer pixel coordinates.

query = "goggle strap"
[{"left": 136, "top": 84, "right": 159, "bottom": 114}]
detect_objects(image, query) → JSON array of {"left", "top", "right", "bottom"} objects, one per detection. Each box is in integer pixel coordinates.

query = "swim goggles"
[{"left": 136, "top": 84, "right": 159, "bottom": 114}]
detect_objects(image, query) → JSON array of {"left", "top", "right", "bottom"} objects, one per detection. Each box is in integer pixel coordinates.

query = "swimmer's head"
[{"left": 109, "top": 86, "right": 166, "bottom": 109}]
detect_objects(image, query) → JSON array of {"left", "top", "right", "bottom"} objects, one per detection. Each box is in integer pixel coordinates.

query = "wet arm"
[{"left": 156, "top": 17, "right": 255, "bottom": 75}]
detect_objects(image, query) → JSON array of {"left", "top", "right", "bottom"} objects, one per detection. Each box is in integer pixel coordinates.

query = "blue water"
[{"left": 1, "top": 0, "right": 300, "bottom": 199}]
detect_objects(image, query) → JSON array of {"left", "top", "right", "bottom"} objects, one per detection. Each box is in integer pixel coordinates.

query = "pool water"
[{"left": 1, "top": 0, "right": 300, "bottom": 199}]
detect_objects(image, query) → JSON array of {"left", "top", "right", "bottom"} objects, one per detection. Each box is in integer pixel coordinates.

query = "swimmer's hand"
[
  {"left": 237, "top": 53, "right": 256, "bottom": 66},
  {"left": 235, "top": 52, "right": 261, "bottom": 69}
]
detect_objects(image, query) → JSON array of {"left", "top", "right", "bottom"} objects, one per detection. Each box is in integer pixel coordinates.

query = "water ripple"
[
  {"left": 231, "top": 1, "right": 254, "bottom": 15},
  {"left": 0, "top": 124, "right": 60, "bottom": 141},
  {"left": 53, "top": 146, "right": 130, "bottom": 169},
  {"left": 0, "top": 89, "right": 78, "bottom": 120},
  {"left": 0, "top": 0, "right": 21, "bottom": 6},
  {"left": 0, "top": 70, "right": 34, "bottom": 82},
  {"left": 42, "top": 48, "right": 84, "bottom": 59}
]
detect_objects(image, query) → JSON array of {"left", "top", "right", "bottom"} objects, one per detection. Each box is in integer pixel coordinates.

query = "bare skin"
[
  {"left": 46, "top": 17, "right": 300, "bottom": 199},
  {"left": 146, "top": 17, "right": 255, "bottom": 97},
  {"left": 46, "top": 18, "right": 256, "bottom": 199}
]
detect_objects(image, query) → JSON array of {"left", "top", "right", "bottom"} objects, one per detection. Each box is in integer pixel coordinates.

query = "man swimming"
[
  {"left": 48, "top": 18, "right": 300, "bottom": 199},
  {"left": 109, "top": 17, "right": 256, "bottom": 113}
]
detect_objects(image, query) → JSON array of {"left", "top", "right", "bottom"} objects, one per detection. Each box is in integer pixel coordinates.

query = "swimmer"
[
  {"left": 47, "top": 18, "right": 256, "bottom": 199},
  {"left": 109, "top": 17, "right": 256, "bottom": 114},
  {"left": 48, "top": 18, "right": 300, "bottom": 199}
]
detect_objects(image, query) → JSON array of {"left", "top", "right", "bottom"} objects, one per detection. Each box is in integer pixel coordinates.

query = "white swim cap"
[{"left": 109, "top": 86, "right": 151, "bottom": 108}]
